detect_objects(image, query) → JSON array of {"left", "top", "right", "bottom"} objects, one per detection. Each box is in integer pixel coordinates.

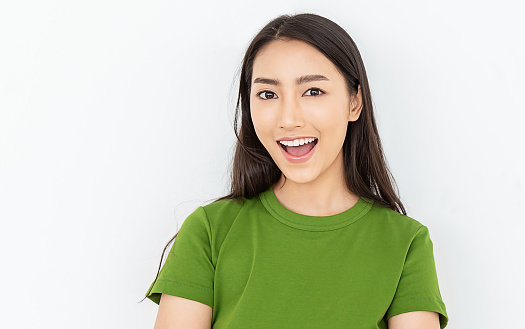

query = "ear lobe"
[{"left": 348, "top": 84, "right": 363, "bottom": 122}]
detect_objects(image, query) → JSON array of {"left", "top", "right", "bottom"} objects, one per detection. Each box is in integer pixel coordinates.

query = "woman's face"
[{"left": 250, "top": 38, "right": 362, "bottom": 186}]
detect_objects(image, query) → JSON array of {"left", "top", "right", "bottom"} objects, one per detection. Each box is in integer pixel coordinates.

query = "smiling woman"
[
  {"left": 250, "top": 39, "right": 361, "bottom": 198},
  {"left": 145, "top": 13, "right": 448, "bottom": 329}
]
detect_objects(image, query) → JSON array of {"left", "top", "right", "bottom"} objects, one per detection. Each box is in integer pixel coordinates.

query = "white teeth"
[{"left": 279, "top": 137, "right": 316, "bottom": 147}]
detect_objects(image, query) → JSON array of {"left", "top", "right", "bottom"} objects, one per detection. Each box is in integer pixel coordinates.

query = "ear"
[{"left": 348, "top": 84, "right": 363, "bottom": 122}]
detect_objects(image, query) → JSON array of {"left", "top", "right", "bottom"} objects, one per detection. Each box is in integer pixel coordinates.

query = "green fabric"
[{"left": 146, "top": 187, "right": 448, "bottom": 328}]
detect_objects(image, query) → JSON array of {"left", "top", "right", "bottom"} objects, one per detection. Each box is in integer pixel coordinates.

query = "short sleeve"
[
  {"left": 145, "top": 206, "right": 214, "bottom": 308},
  {"left": 386, "top": 225, "right": 449, "bottom": 328}
]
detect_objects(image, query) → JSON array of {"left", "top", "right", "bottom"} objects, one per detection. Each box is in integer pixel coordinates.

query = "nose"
[{"left": 278, "top": 96, "right": 305, "bottom": 130}]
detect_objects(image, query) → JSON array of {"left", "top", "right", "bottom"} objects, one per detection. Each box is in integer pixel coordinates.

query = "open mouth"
[{"left": 278, "top": 138, "right": 318, "bottom": 157}]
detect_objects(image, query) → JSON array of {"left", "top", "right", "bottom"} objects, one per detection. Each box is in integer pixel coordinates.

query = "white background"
[{"left": 1, "top": 0, "right": 524, "bottom": 328}]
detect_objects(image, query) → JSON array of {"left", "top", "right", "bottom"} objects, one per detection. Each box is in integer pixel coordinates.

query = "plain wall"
[{"left": 1, "top": 0, "right": 524, "bottom": 328}]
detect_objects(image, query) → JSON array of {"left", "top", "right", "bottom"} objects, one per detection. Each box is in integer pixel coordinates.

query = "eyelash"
[{"left": 256, "top": 88, "right": 325, "bottom": 100}]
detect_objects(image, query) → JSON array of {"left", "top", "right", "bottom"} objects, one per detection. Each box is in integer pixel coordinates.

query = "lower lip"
[{"left": 278, "top": 141, "right": 317, "bottom": 163}]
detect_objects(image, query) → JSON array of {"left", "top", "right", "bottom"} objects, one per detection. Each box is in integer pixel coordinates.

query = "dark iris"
[{"left": 264, "top": 91, "right": 275, "bottom": 99}]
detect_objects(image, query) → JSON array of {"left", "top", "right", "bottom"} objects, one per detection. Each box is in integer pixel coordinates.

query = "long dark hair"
[
  {"left": 145, "top": 13, "right": 405, "bottom": 300},
  {"left": 220, "top": 13, "right": 405, "bottom": 214}
]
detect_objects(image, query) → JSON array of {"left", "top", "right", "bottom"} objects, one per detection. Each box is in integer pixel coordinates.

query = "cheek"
[
  {"left": 250, "top": 110, "right": 273, "bottom": 150},
  {"left": 250, "top": 111, "right": 263, "bottom": 137},
  {"left": 311, "top": 109, "right": 349, "bottom": 132},
  {"left": 250, "top": 105, "right": 274, "bottom": 136},
  {"left": 310, "top": 108, "right": 349, "bottom": 148}
]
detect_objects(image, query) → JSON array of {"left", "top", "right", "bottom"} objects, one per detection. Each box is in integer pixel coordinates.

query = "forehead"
[{"left": 252, "top": 39, "right": 342, "bottom": 81}]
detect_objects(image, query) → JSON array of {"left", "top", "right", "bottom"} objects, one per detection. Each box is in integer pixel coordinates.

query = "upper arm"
[
  {"left": 153, "top": 293, "right": 212, "bottom": 329},
  {"left": 146, "top": 206, "right": 215, "bottom": 309},
  {"left": 386, "top": 226, "right": 448, "bottom": 327},
  {"left": 388, "top": 311, "right": 440, "bottom": 329}
]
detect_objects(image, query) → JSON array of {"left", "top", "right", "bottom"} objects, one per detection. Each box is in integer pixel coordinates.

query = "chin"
[{"left": 281, "top": 169, "right": 319, "bottom": 185}]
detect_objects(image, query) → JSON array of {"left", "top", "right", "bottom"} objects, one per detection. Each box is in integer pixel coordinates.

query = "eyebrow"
[{"left": 252, "top": 74, "right": 329, "bottom": 86}]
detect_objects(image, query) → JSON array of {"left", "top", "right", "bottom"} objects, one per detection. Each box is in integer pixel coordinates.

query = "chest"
[{"left": 211, "top": 220, "right": 404, "bottom": 328}]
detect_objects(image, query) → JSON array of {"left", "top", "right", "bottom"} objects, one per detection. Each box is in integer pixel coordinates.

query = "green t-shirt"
[{"left": 146, "top": 187, "right": 448, "bottom": 328}]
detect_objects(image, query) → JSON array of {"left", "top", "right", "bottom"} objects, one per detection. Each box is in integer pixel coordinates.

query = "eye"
[
  {"left": 304, "top": 88, "right": 324, "bottom": 96},
  {"left": 256, "top": 90, "right": 278, "bottom": 100}
]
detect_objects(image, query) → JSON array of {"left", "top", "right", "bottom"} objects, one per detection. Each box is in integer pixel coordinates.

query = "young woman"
[{"left": 146, "top": 13, "right": 448, "bottom": 329}]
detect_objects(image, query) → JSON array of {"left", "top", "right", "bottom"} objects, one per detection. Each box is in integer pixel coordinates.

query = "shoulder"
[
  {"left": 200, "top": 197, "right": 248, "bottom": 226},
  {"left": 177, "top": 197, "right": 248, "bottom": 237},
  {"left": 197, "top": 196, "right": 259, "bottom": 237},
  {"left": 358, "top": 201, "right": 438, "bottom": 265},
  {"left": 180, "top": 195, "right": 261, "bottom": 237},
  {"left": 363, "top": 200, "right": 427, "bottom": 243},
  {"left": 202, "top": 197, "right": 247, "bottom": 218}
]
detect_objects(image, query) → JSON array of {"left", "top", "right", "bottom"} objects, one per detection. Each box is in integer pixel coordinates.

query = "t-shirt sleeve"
[
  {"left": 386, "top": 225, "right": 449, "bottom": 328},
  {"left": 145, "top": 206, "right": 214, "bottom": 308}
]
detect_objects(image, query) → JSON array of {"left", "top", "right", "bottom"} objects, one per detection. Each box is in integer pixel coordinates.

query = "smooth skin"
[
  {"left": 250, "top": 38, "right": 362, "bottom": 216},
  {"left": 152, "top": 38, "right": 441, "bottom": 328},
  {"left": 153, "top": 294, "right": 439, "bottom": 329},
  {"left": 153, "top": 294, "right": 212, "bottom": 329}
]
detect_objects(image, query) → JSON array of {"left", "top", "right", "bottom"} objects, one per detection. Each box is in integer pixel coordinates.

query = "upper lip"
[{"left": 276, "top": 136, "right": 318, "bottom": 141}]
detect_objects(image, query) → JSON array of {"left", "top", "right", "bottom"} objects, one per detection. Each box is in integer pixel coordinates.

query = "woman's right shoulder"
[
  {"left": 204, "top": 196, "right": 247, "bottom": 212},
  {"left": 185, "top": 196, "right": 254, "bottom": 234},
  {"left": 200, "top": 197, "right": 248, "bottom": 225}
]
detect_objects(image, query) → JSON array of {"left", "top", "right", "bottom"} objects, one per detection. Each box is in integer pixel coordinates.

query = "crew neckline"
[{"left": 259, "top": 186, "right": 374, "bottom": 231}]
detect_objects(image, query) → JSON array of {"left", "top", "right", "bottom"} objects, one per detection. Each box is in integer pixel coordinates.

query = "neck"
[{"left": 272, "top": 152, "right": 359, "bottom": 216}]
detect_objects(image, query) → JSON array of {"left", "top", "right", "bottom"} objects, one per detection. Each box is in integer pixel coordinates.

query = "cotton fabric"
[{"left": 146, "top": 187, "right": 448, "bottom": 328}]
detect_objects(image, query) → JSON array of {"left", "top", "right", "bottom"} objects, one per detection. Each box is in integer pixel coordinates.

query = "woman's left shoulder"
[{"left": 364, "top": 201, "right": 426, "bottom": 238}]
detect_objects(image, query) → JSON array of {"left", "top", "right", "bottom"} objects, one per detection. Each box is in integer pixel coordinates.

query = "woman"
[{"left": 146, "top": 13, "right": 448, "bottom": 329}]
